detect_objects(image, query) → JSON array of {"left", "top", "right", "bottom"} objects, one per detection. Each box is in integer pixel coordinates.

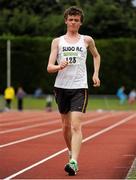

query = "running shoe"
[{"left": 64, "top": 159, "right": 78, "bottom": 176}]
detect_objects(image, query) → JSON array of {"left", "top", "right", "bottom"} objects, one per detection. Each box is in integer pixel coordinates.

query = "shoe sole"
[{"left": 64, "top": 164, "right": 76, "bottom": 176}]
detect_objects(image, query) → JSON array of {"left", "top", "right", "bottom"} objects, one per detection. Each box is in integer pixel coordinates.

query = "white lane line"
[
  {"left": 0, "top": 116, "right": 58, "bottom": 126},
  {"left": 0, "top": 112, "right": 59, "bottom": 123},
  {"left": 0, "top": 112, "right": 123, "bottom": 134},
  {"left": 82, "top": 113, "right": 136, "bottom": 143},
  {"left": 0, "top": 113, "right": 110, "bottom": 134},
  {"left": 0, "top": 112, "right": 104, "bottom": 126},
  {"left": 0, "top": 114, "right": 42, "bottom": 123},
  {"left": 4, "top": 148, "right": 67, "bottom": 180},
  {"left": 0, "top": 129, "right": 62, "bottom": 148},
  {"left": 0, "top": 120, "right": 60, "bottom": 134},
  {"left": 0, "top": 112, "right": 99, "bottom": 128},
  {"left": 3, "top": 113, "right": 136, "bottom": 180},
  {"left": 123, "top": 154, "right": 136, "bottom": 157},
  {"left": 0, "top": 113, "right": 117, "bottom": 148}
]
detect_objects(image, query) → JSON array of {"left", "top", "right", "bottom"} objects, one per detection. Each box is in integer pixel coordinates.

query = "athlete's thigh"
[
  {"left": 70, "top": 89, "right": 88, "bottom": 113},
  {"left": 71, "top": 111, "right": 83, "bottom": 122},
  {"left": 61, "top": 112, "right": 71, "bottom": 125},
  {"left": 54, "top": 87, "right": 70, "bottom": 113}
]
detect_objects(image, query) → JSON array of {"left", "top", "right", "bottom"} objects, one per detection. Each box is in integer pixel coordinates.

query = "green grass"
[
  {"left": 127, "top": 158, "right": 136, "bottom": 179},
  {"left": 87, "top": 97, "right": 136, "bottom": 111},
  {"left": 2, "top": 96, "right": 135, "bottom": 111},
  {"left": 127, "top": 172, "right": 136, "bottom": 179}
]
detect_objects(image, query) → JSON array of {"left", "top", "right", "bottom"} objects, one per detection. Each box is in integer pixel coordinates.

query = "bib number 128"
[{"left": 66, "top": 57, "right": 77, "bottom": 65}]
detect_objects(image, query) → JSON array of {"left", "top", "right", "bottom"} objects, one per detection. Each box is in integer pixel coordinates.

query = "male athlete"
[{"left": 47, "top": 6, "right": 100, "bottom": 176}]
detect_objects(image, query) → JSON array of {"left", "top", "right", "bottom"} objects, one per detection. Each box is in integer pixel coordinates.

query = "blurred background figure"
[
  {"left": 16, "top": 87, "right": 26, "bottom": 111},
  {"left": 46, "top": 94, "right": 53, "bottom": 112},
  {"left": 4, "top": 86, "right": 15, "bottom": 111},
  {"left": 128, "top": 89, "right": 136, "bottom": 104},
  {"left": 0, "top": 94, "right": 4, "bottom": 112},
  {"left": 34, "top": 88, "right": 43, "bottom": 98},
  {"left": 116, "top": 86, "right": 127, "bottom": 104}
]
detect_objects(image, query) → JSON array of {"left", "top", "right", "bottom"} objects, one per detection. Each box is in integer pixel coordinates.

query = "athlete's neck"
[
  {"left": 66, "top": 31, "right": 80, "bottom": 38},
  {"left": 64, "top": 32, "right": 80, "bottom": 43}
]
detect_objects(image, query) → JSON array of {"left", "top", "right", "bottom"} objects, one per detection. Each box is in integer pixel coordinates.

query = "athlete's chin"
[{"left": 69, "top": 29, "right": 78, "bottom": 33}]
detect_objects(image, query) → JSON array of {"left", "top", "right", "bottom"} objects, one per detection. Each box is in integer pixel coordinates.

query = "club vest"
[{"left": 54, "top": 35, "right": 88, "bottom": 89}]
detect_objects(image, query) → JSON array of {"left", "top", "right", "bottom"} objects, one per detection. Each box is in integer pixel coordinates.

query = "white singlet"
[{"left": 54, "top": 35, "right": 88, "bottom": 89}]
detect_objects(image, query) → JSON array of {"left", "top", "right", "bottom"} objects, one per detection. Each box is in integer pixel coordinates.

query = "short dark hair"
[{"left": 64, "top": 6, "right": 84, "bottom": 23}]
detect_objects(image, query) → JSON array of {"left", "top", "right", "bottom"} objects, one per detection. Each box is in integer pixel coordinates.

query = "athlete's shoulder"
[
  {"left": 50, "top": 37, "right": 60, "bottom": 48},
  {"left": 52, "top": 35, "right": 64, "bottom": 45},
  {"left": 52, "top": 37, "right": 59, "bottom": 44},
  {"left": 82, "top": 35, "right": 95, "bottom": 47},
  {"left": 83, "top": 35, "right": 94, "bottom": 43}
]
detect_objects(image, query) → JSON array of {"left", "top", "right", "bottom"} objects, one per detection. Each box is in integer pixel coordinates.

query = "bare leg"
[
  {"left": 64, "top": 111, "right": 83, "bottom": 175},
  {"left": 61, "top": 111, "right": 83, "bottom": 162},
  {"left": 71, "top": 111, "right": 83, "bottom": 162},
  {"left": 61, "top": 112, "right": 72, "bottom": 152}
]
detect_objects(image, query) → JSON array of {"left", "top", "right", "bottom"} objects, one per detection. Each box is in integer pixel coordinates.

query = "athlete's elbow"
[
  {"left": 96, "top": 52, "right": 100, "bottom": 58},
  {"left": 47, "top": 65, "right": 52, "bottom": 73},
  {"left": 98, "top": 52, "right": 101, "bottom": 60},
  {"left": 94, "top": 53, "right": 100, "bottom": 61}
]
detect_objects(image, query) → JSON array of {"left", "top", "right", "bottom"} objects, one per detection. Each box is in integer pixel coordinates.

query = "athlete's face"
[{"left": 65, "top": 15, "right": 82, "bottom": 32}]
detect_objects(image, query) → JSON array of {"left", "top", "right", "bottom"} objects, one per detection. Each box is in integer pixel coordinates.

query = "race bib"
[
  {"left": 65, "top": 56, "right": 80, "bottom": 65},
  {"left": 63, "top": 51, "right": 80, "bottom": 65}
]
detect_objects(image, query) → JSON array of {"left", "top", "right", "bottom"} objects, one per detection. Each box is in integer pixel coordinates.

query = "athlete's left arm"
[{"left": 86, "top": 36, "right": 101, "bottom": 87}]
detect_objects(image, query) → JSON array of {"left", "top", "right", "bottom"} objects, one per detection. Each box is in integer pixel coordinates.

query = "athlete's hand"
[
  {"left": 59, "top": 60, "right": 68, "bottom": 70},
  {"left": 92, "top": 73, "right": 100, "bottom": 87}
]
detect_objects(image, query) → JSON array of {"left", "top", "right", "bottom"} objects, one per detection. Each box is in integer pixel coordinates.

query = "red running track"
[{"left": 0, "top": 110, "right": 136, "bottom": 179}]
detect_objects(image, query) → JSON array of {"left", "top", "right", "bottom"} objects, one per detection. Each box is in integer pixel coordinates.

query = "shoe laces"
[{"left": 70, "top": 160, "right": 78, "bottom": 171}]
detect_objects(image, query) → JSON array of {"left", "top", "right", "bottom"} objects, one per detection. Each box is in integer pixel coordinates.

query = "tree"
[
  {"left": 0, "top": 0, "right": 136, "bottom": 37},
  {"left": 83, "top": 0, "right": 136, "bottom": 38}
]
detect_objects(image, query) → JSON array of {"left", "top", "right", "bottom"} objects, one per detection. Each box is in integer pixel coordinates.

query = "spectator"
[
  {"left": 128, "top": 89, "right": 136, "bottom": 104},
  {"left": 34, "top": 88, "right": 43, "bottom": 98},
  {"left": 4, "top": 86, "right": 15, "bottom": 110},
  {"left": 116, "top": 86, "right": 127, "bottom": 104},
  {"left": 16, "top": 87, "right": 26, "bottom": 111},
  {"left": 46, "top": 94, "right": 53, "bottom": 112}
]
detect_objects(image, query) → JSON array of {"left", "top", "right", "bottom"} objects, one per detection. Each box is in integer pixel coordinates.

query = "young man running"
[{"left": 47, "top": 6, "right": 101, "bottom": 176}]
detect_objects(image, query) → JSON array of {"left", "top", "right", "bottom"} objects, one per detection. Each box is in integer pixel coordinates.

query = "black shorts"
[{"left": 54, "top": 87, "right": 88, "bottom": 114}]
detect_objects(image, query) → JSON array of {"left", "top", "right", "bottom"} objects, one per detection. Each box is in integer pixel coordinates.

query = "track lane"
[
  {"left": 10, "top": 113, "right": 136, "bottom": 179},
  {"left": 0, "top": 111, "right": 60, "bottom": 123},
  {"left": 0, "top": 111, "right": 135, "bottom": 179},
  {"left": 1, "top": 112, "right": 124, "bottom": 145},
  {"left": 0, "top": 112, "right": 108, "bottom": 144}
]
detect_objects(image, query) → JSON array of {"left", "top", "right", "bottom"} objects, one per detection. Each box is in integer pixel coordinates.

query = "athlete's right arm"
[{"left": 47, "top": 38, "right": 68, "bottom": 73}]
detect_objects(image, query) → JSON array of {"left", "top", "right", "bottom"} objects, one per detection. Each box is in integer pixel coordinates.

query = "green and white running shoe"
[{"left": 64, "top": 159, "right": 78, "bottom": 176}]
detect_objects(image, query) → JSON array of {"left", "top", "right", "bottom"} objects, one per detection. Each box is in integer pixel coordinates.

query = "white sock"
[{"left": 68, "top": 150, "right": 72, "bottom": 157}]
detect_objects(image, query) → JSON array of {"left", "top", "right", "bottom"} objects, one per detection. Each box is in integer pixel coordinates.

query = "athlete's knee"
[
  {"left": 62, "top": 121, "right": 71, "bottom": 132},
  {"left": 72, "top": 123, "right": 81, "bottom": 133},
  {"left": 63, "top": 123, "right": 71, "bottom": 129}
]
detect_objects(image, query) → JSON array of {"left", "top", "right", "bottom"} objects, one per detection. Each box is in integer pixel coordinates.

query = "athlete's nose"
[{"left": 71, "top": 19, "right": 76, "bottom": 23}]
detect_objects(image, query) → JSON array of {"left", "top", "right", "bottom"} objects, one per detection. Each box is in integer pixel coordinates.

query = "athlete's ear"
[{"left": 65, "top": 19, "right": 67, "bottom": 25}]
